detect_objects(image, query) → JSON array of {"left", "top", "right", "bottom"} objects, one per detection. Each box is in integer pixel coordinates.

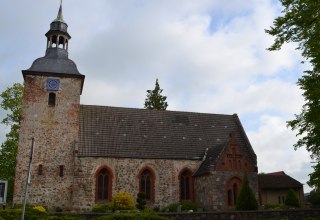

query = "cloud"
[
  {"left": 0, "top": 0, "right": 312, "bottom": 191},
  {"left": 247, "top": 114, "right": 312, "bottom": 192}
]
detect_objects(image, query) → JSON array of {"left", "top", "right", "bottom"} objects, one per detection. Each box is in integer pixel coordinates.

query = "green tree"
[
  {"left": 308, "top": 189, "right": 320, "bottom": 206},
  {"left": 0, "top": 83, "right": 23, "bottom": 202},
  {"left": 144, "top": 79, "right": 168, "bottom": 110},
  {"left": 285, "top": 188, "right": 300, "bottom": 207},
  {"left": 266, "top": 1, "right": 320, "bottom": 189},
  {"left": 236, "top": 175, "right": 258, "bottom": 210}
]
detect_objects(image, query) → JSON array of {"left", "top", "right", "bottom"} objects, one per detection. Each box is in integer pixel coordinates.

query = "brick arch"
[
  {"left": 225, "top": 176, "right": 242, "bottom": 207},
  {"left": 137, "top": 166, "right": 156, "bottom": 202},
  {"left": 95, "top": 165, "right": 114, "bottom": 203},
  {"left": 178, "top": 167, "right": 194, "bottom": 202}
]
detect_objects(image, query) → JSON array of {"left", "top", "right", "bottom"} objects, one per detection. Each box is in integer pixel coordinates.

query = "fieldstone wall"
[
  {"left": 194, "top": 171, "right": 258, "bottom": 211},
  {"left": 13, "top": 74, "right": 82, "bottom": 211},
  {"left": 71, "top": 157, "right": 201, "bottom": 212}
]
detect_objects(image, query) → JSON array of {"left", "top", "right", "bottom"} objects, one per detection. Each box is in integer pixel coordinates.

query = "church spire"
[
  {"left": 24, "top": 0, "right": 83, "bottom": 77},
  {"left": 54, "top": 0, "right": 65, "bottom": 23}
]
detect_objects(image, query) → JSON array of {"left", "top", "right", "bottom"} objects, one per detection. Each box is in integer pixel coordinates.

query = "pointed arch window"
[
  {"left": 179, "top": 169, "right": 193, "bottom": 201},
  {"left": 96, "top": 167, "right": 113, "bottom": 203},
  {"left": 139, "top": 168, "right": 155, "bottom": 201}
]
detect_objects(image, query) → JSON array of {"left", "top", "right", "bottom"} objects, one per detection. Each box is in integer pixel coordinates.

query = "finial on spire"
[{"left": 54, "top": 0, "right": 65, "bottom": 23}]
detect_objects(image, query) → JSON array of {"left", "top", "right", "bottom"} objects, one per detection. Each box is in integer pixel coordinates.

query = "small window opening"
[
  {"left": 38, "top": 164, "right": 43, "bottom": 175},
  {"left": 48, "top": 93, "right": 56, "bottom": 106},
  {"left": 59, "top": 165, "right": 64, "bottom": 177}
]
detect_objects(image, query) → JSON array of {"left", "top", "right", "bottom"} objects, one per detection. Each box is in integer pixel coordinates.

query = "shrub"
[
  {"left": 136, "top": 192, "right": 147, "bottom": 210},
  {"left": 161, "top": 201, "right": 200, "bottom": 212},
  {"left": 236, "top": 174, "right": 258, "bottom": 210},
  {"left": 0, "top": 207, "right": 49, "bottom": 220},
  {"left": 285, "top": 188, "right": 300, "bottom": 207},
  {"left": 33, "top": 205, "right": 46, "bottom": 213},
  {"left": 92, "top": 203, "right": 112, "bottom": 213},
  {"left": 160, "top": 202, "right": 178, "bottom": 212},
  {"left": 180, "top": 200, "right": 198, "bottom": 211},
  {"left": 111, "top": 192, "right": 135, "bottom": 210},
  {"left": 309, "top": 189, "right": 320, "bottom": 207}
]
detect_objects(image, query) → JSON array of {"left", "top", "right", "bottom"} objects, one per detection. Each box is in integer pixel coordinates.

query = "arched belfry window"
[
  {"left": 179, "top": 169, "right": 193, "bottom": 201},
  {"left": 95, "top": 166, "right": 113, "bottom": 203},
  {"left": 139, "top": 168, "right": 155, "bottom": 201}
]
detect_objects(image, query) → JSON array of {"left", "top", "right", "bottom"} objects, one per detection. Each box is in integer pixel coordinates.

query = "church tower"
[{"left": 13, "top": 2, "right": 85, "bottom": 210}]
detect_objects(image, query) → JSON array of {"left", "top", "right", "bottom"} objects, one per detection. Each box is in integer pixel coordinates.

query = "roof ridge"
[{"left": 80, "top": 104, "right": 236, "bottom": 116}]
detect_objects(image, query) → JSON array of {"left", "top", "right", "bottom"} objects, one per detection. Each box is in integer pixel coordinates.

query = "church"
[{"left": 13, "top": 4, "right": 258, "bottom": 212}]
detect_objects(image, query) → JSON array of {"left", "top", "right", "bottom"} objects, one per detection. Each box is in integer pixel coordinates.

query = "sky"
[{"left": 0, "top": 0, "right": 314, "bottom": 192}]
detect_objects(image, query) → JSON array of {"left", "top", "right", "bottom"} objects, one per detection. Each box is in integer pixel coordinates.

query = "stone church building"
[{"left": 13, "top": 4, "right": 258, "bottom": 211}]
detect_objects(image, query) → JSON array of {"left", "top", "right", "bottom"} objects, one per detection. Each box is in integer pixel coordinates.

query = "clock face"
[{"left": 46, "top": 78, "right": 60, "bottom": 91}]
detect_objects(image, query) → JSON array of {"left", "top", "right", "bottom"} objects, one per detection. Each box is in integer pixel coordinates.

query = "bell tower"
[{"left": 13, "top": 2, "right": 85, "bottom": 210}]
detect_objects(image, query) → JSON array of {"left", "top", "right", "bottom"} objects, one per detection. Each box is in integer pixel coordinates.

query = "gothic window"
[
  {"left": 38, "top": 164, "right": 43, "bottom": 175},
  {"left": 59, "top": 165, "right": 64, "bottom": 177},
  {"left": 179, "top": 169, "right": 193, "bottom": 201},
  {"left": 139, "top": 169, "right": 154, "bottom": 201},
  {"left": 48, "top": 93, "right": 56, "bottom": 106},
  {"left": 141, "top": 170, "right": 151, "bottom": 200},
  {"left": 96, "top": 167, "right": 113, "bottom": 203}
]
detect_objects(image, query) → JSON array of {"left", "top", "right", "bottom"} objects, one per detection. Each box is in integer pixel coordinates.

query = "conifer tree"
[
  {"left": 236, "top": 174, "right": 258, "bottom": 210},
  {"left": 144, "top": 79, "right": 168, "bottom": 110},
  {"left": 285, "top": 188, "right": 300, "bottom": 207},
  {"left": 136, "top": 192, "right": 147, "bottom": 210}
]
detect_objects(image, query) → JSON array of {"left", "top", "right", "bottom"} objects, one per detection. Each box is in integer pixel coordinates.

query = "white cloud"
[{"left": 0, "top": 0, "right": 313, "bottom": 191}]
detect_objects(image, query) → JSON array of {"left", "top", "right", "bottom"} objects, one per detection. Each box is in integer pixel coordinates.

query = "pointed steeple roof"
[
  {"left": 54, "top": 0, "right": 65, "bottom": 23},
  {"left": 23, "top": 0, "right": 85, "bottom": 92}
]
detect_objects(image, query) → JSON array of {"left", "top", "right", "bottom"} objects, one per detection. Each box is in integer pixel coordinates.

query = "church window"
[
  {"left": 139, "top": 168, "right": 154, "bottom": 201},
  {"left": 140, "top": 170, "right": 151, "bottom": 200},
  {"left": 59, "top": 165, "right": 64, "bottom": 177},
  {"left": 48, "top": 93, "right": 56, "bottom": 106},
  {"left": 179, "top": 169, "right": 193, "bottom": 201},
  {"left": 38, "top": 164, "right": 43, "bottom": 175},
  {"left": 98, "top": 169, "right": 109, "bottom": 200},
  {"left": 96, "top": 167, "right": 113, "bottom": 203}
]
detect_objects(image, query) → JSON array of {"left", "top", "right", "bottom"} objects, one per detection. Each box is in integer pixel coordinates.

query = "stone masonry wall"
[
  {"left": 13, "top": 74, "right": 82, "bottom": 211},
  {"left": 72, "top": 157, "right": 201, "bottom": 212},
  {"left": 194, "top": 171, "right": 258, "bottom": 211}
]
